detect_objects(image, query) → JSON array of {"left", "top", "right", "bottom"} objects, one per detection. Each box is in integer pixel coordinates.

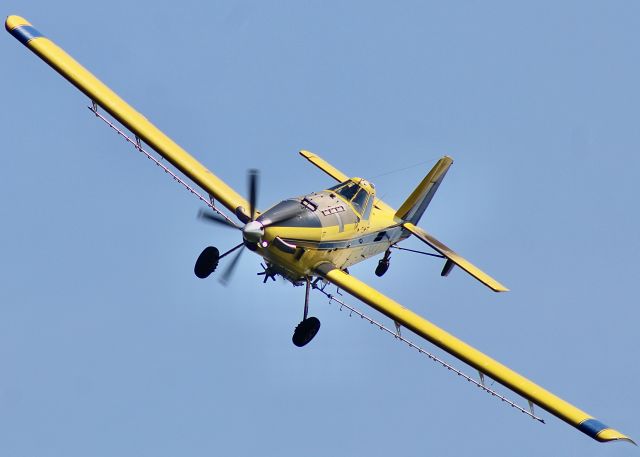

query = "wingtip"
[
  {"left": 597, "top": 429, "right": 636, "bottom": 445},
  {"left": 608, "top": 435, "right": 636, "bottom": 446},
  {"left": 5, "top": 15, "right": 31, "bottom": 32},
  {"left": 578, "top": 419, "right": 634, "bottom": 444}
]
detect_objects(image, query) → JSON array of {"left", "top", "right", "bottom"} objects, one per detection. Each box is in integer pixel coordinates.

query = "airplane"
[{"left": 5, "top": 15, "right": 634, "bottom": 445}]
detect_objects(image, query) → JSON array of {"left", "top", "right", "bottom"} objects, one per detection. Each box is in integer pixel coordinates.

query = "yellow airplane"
[{"left": 6, "top": 15, "right": 634, "bottom": 445}]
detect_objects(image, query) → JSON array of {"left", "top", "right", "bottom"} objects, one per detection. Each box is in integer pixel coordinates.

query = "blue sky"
[{"left": 1, "top": 1, "right": 638, "bottom": 456}]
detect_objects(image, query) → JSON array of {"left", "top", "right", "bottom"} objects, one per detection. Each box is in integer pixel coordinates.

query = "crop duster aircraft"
[{"left": 6, "top": 15, "right": 634, "bottom": 445}]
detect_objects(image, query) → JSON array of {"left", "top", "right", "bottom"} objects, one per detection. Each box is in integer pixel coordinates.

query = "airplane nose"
[{"left": 242, "top": 220, "right": 264, "bottom": 243}]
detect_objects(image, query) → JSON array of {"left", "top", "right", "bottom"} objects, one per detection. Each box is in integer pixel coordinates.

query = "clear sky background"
[{"left": 1, "top": 1, "right": 638, "bottom": 456}]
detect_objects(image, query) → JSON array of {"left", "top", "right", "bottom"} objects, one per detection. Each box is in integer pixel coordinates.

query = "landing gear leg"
[
  {"left": 292, "top": 276, "right": 321, "bottom": 347},
  {"left": 303, "top": 275, "right": 311, "bottom": 321},
  {"left": 375, "top": 249, "right": 391, "bottom": 277}
]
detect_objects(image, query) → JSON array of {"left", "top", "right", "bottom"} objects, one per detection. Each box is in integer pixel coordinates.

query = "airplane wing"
[
  {"left": 5, "top": 15, "right": 251, "bottom": 219},
  {"left": 403, "top": 222, "right": 509, "bottom": 292},
  {"left": 314, "top": 262, "right": 633, "bottom": 444},
  {"left": 299, "top": 150, "right": 350, "bottom": 183}
]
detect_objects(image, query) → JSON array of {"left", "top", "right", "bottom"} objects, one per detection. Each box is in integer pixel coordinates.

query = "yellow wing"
[
  {"left": 299, "top": 150, "right": 350, "bottom": 183},
  {"left": 314, "top": 263, "right": 633, "bottom": 444},
  {"left": 403, "top": 222, "right": 509, "bottom": 292},
  {"left": 5, "top": 15, "right": 250, "bottom": 219}
]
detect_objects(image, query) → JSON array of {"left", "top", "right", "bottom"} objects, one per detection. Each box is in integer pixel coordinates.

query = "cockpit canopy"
[{"left": 327, "top": 178, "right": 376, "bottom": 218}]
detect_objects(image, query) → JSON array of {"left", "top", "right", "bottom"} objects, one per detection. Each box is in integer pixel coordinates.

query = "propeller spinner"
[{"left": 196, "top": 168, "right": 306, "bottom": 283}]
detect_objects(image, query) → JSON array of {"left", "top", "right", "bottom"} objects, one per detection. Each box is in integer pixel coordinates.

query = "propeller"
[
  {"left": 195, "top": 169, "right": 261, "bottom": 285},
  {"left": 219, "top": 243, "right": 245, "bottom": 285},
  {"left": 248, "top": 168, "right": 258, "bottom": 221},
  {"left": 196, "top": 168, "right": 303, "bottom": 285},
  {"left": 198, "top": 171, "right": 301, "bottom": 235},
  {"left": 197, "top": 209, "right": 240, "bottom": 229}
]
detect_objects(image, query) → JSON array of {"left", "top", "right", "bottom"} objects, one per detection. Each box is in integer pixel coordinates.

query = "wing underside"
[
  {"left": 314, "top": 262, "right": 633, "bottom": 444},
  {"left": 6, "top": 15, "right": 250, "bottom": 218}
]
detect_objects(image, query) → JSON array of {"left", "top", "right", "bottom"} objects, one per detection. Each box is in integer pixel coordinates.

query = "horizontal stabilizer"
[{"left": 403, "top": 222, "right": 509, "bottom": 292}]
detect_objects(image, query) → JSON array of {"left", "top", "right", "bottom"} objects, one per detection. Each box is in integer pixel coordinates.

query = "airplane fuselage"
[{"left": 255, "top": 186, "right": 409, "bottom": 283}]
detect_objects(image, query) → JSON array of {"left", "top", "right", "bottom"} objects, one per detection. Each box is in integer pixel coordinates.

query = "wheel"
[
  {"left": 194, "top": 246, "right": 220, "bottom": 279},
  {"left": 375, "top": 259, "right": 390, "bottom": 277},
  {"left": 292, "top": 317, "right": 321, "bottom": 347}
]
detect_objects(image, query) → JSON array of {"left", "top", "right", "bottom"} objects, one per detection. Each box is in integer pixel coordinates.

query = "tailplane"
[{"left": 395, "top": 156, "right": 453, "bottom": 224}]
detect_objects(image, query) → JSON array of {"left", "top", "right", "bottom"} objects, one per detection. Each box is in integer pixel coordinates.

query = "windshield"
[
  {"left": 351, "top": 188, "right": 368, "bottom": 214},
  {"left": 329, "top": 181, "right": 359, "bottom": 201},
  {"left": 328, "top": 181, "right": 370, "bottom": 215}
]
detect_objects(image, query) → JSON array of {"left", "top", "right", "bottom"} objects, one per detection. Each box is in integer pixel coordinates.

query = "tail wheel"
[
  {"left": 375, "top": 249, "right": 391, "bottom": 277},
  {"left": 292, "top": 317, "right": 321, "bottom": 347},
  {"left": 375, "top": 259, "right": 390, "bottom": 277}
]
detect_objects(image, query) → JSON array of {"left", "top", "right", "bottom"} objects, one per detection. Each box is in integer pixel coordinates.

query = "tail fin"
[{"left": 395, "top": 156, "right": 453, "bottom": 224}]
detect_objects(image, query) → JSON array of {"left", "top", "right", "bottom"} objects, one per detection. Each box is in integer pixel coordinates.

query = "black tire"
[
  {"left": 292, "top": 316, "right": 321, "bottom": 347},
  {"left": 194, "top": 246, "right": 220, "bottom": 279},
  {"left": 375, "top": 259, "right": 389, "bottom": 277}
]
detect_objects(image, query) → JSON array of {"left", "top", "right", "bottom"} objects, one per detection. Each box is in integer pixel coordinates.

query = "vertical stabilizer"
[{"left": 395, "top": 156, "right": 453, "bottom": 224}]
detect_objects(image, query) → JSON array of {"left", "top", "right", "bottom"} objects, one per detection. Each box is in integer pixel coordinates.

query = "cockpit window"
[
  {"left": 351, "top": 188, "right": 369, "bottom": 214},
  {"left": 328, "top": 179, "right": 374, "bottom": 218},
  {"left": 332, "top": 182, "right": 359, "bottom": 201}
]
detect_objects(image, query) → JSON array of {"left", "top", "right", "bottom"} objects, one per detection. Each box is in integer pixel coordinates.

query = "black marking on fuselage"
[{"left": 373, "top": 231, "right": 387, "bottom": 242}]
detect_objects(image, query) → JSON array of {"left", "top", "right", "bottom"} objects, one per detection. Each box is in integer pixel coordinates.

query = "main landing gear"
[
  {"left": 195, "top": 248, "right": 320, "bottom": 347},
  {"left": 292, "top": 277, "right": 321, "bottom": 347},
  {"left": 194, "top": 243, "right": 244, "bottom": 280},
  {"left": 194, "top": 246, "right": 220, "bottom": 279},
  {"left": 375, "top": 249, "right": 391, "bottom": 277}
]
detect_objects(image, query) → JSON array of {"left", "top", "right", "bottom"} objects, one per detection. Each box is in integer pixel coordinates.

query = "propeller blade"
[
  {"left": 219, "top": 244, "right": 245, "bottom": 286},
  {"left": 248, "top": 169, "right": 259, "bottom": 221},
  {"left": 197, "top": 209, "right": 240, "bottom": 230}
]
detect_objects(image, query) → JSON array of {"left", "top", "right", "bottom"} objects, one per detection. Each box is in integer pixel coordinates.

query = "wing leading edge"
[
  {"left": 299, "top": 150, "right": 349, "bottom": 183},
  {"left": 315, "top": 262, "right": 634, "bottom": 444},
  {"left": 6, "top": 15, "right": 250, "bottom": 218}
]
